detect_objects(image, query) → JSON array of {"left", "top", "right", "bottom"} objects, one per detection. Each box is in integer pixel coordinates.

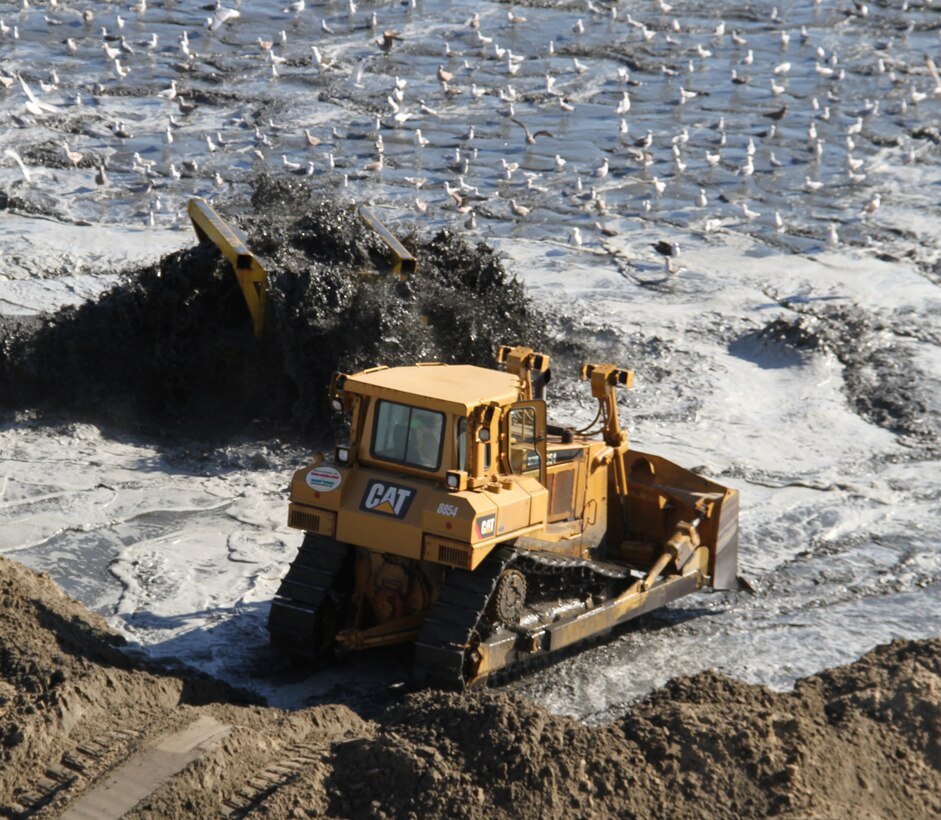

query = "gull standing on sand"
[
  {"left": 157, "top": 80, "right": 177, "bottom": 100},
  {"left": 861, "top": 192, "right": 881, "bottom": 218},
  {"left": 509, "top": 199, "right": 531, "bottom": 218},
  {"left": 62, "top": 141, "right": 83, "bottom": 167}
]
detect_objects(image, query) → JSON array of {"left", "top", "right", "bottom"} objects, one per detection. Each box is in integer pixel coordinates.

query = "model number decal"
[{"left": 437, "top": 503, "right": 459, "bottom": 517}]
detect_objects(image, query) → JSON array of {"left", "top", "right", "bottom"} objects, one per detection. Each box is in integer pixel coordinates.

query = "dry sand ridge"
[{"left": 2, "top": 554, "right": 940, "bottom": 819}]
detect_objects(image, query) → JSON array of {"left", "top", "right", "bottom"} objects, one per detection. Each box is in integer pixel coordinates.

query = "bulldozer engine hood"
[{"left": 289, "top": 462, "right": 548, "bottom": 569}]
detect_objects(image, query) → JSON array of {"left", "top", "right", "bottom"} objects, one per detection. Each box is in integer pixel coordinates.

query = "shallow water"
[
  {"left": 2, "top": 0, "right": 940, "bottom": 251},
  {"left": 1, "top": 0, "right": 941, "bottom": 720}
]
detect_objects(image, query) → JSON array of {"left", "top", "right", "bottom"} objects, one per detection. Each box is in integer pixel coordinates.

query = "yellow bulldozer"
[
  {"left": 185, "top": 196, "right": 739, "bottom": 688},
  {"left": 269, "top": 347, "right": 739, "bottom": 688}
]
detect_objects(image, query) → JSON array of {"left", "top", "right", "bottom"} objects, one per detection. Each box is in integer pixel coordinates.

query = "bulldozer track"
[
  {"left": 515, "top": 550, "right": 633, "bottom": 580},
  {"left": 413, "top": 547, "right": 639, "bottom": 688},
  {"left": 268, "top": 534, "right": 351, "bottom": 659},
  {"left": 9, "top": 722, "right": 330, "bottom": 819},
  {"left": 269, "top": 533, "right": 680, "bottom": 691},
  {"left": 487, "top": 627, "right": 617, "bottom": 690},
  {"left": 5, "top": 766, "right": 77, "bottom": 818},
  {"left": 221, "top": 741, "right": 328, "bottom": 818},
  {"left": 413, "top": 546, "right": 514, "bottom": 688},
  {"left": 5, "top": 729, "right": 141, "bottom": 818}
]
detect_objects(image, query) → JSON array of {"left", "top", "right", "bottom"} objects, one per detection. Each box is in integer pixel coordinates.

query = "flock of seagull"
[{"left": 0, "top": 0, "right": 937, "bottom": 264}]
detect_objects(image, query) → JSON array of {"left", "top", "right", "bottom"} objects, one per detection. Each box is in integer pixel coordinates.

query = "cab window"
[
  {"left": 372, "top": 400, "right": 445, "bottom": 471},
  {"left": 457, "top": 417, "right": 468, "bottom": 471},
  {"left": 508, "top": 405, "right": 541, "bottom": 475}
]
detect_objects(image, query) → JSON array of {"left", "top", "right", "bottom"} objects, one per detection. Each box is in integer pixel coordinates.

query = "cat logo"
[
  {"left": 360, "top": 479, "right": 416, "bottom": 520},
  {"left": 475, "top": 513, "right": 496, "bottom": 540}
]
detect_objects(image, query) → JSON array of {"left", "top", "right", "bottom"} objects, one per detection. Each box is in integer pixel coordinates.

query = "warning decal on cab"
[{"left": 305, "top": 466, "right": 343, "bottom": 492}]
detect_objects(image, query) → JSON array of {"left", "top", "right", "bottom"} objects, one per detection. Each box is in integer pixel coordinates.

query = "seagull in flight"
[
  {"left": 511, "top": 118, "right": 554, "bottom": 145},
  {"left": 208, "top": 6, "right": 240, "bottom": 31}
]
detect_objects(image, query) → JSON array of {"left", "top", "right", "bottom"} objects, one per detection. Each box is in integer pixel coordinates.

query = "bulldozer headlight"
[
  {"left": 478, "top": 428, "right": 490, "bottom": 442},
  {"left": 335, "top": 446, "right": 350, "bottom": 464},
  {"left": 331, "top": 398, "right": 344, "bottom": 412},
  {"left": 446, "top": 470, "right": 467, "bottom": 491}
]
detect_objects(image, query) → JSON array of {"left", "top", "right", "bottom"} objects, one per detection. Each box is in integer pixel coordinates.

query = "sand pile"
[
  {"left": 0, "top": 555, "right": 249, "bottom": 813},
  {"left": 0, "top": 177, "right": 544, "bottom": 439},
  {"left": 312, "top": 641, "right": 941, "bottom": 819},
  {"left": 2, "top": 553, "right": 939, "bottom": 819}
]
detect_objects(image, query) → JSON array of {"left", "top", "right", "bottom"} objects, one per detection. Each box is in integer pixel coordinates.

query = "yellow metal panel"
[
  {"left": 546, "top": 464, "right": 576, "bottom": 522},
  {"left": 291, "top": 462, "right": 428, "bottom": 559},
  {"left": 478, "top": 480, "right": 531, "bottom": 536},
  {"left": 290, "top": 462, "right": 349, "bottom": 510},
  {"left": 288, "top": 460, "right": 551, "bottom": 565},
  {"left": 345, "top": 364, "right": 520, "bottom": 414},
  {"left": 287, "top": 504, "right": 336, "bottom": 538},
  {"left": 421, "top": 491, "right": 498, "bottom": 540},
  {"left": 337, "top": 517, "right": 422, "bottom": 559},
  {"left": 509, "top": 474, "right": 548, "bottom": 528},
  {"left": 335, "top": 469, "right": 427, "bottom": 559}
]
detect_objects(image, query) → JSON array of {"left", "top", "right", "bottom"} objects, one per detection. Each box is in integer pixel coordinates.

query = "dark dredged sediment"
[{"left": 0, "top": 177, "right": 545, "bottom": 439}]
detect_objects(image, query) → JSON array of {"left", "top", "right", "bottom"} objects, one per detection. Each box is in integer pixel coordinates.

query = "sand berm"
[{"left": 1, "top": 552, "right": 939, "bottom": 819}]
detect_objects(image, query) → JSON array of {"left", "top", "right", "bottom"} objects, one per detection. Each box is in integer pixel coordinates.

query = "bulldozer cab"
[
  {"left": 330, "top": 363, "right": 526, "bottom": 485},
  {"left": 331, "top": 357, "right": 602, "bottom": 539},
  {"left": 338, "top": 374, "right": 552, "bottom": 496}
]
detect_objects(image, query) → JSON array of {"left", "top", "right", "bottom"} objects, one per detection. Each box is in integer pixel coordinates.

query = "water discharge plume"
[{"left": 0, "top": 177, "right": 544, "bottom": 439}]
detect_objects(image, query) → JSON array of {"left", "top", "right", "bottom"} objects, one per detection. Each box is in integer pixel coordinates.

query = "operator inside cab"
[
  {"left": 373, "top": 400, "right": 445, "bottom": 472},
  {"left": 408, "top": 412, "right": 440, "bottom": 469}
]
